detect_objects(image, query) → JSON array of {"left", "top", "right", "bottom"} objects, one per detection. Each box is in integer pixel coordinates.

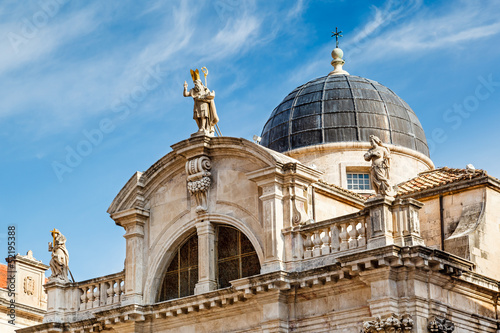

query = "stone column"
[
  {"left": 111, "top": 208, "right": 149, "bottom": 305},
  {"left": 194, "top": 219, "right": 217, "bottom": 294}
]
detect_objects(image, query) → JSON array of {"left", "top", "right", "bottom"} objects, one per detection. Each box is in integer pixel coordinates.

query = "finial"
[{"left": 329, "top": 27, "right": 349, "bottom": 76}]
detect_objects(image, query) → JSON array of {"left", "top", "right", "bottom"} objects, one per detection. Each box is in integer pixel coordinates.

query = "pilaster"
[
  {"left": 359, "top": 267, "right": 400, "bottom": 318},
  {"left": 111, "top": 208, "right": 149, "bottom": 305},
  {"left": 246, "top": 167, "right": 285, "bottom": 273}
]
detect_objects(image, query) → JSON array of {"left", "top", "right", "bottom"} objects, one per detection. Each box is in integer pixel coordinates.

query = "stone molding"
[
  {"left": 284, "top": 141, "right": 434, "bottom": 170},
  {"left": 427, "top": 316, "right": 455, "bottom": 332},
  {"left": 362, "top": 313, "right": 414, "bottom": 332}
]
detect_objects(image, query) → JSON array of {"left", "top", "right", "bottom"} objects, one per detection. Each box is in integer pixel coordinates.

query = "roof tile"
[{"left": 397, "top": 167, "right": 487, "bottom": 196}]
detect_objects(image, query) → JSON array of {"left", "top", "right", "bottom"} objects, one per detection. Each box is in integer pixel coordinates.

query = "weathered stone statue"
[
  {"left": 183, "top": 69, "right": 219, "bottom": 134},
  {"left": 48, "top": 229, "right": 69, "bottom": 282},
  {"left": 364, "top": 135, "right": 395, "bottom": 196}
]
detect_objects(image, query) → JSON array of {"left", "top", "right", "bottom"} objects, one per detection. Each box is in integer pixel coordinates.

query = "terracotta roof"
[
  {"left": 397, "top": 167, "right": 487, "bottom": 196},
  {"left": 0, "top": 263, "right": 7, "bottom": 289},
  {"left": 317, "top": 180, "right": 367, "bottom": 201}
]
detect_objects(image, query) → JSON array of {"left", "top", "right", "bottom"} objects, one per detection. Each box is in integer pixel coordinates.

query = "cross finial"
[{"left": 331, "top": 27, "right": 343, "bottom": 48}]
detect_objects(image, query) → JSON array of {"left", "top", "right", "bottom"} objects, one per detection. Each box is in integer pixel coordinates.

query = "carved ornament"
[
  {"left": 24, "top": 276, "right": 35, "bottom": 295},
  {"left": 427, "top": 316, "right": 455, "bottom": 332},
  {"left": 186, "top": 156, "right": 212, "bottom": 213},
  {"left": 362, "top": 313, "right": 414, "bottom": 333}
]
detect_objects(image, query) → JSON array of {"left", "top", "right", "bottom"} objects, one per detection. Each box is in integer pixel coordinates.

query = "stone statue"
[
  {"left": 48, "top": 229, "right": 69, "bottom": 282},
  {"left": 364, "top": 135, "right": 395, "bottom": 196},
  {"left": 183, "top": 69, "right": 219, "bottom": 134}
]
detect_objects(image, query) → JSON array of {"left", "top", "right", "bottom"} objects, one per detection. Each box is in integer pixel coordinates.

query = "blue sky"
[{"left": 1, "top": 0, "right": 499, "bottom": 281}]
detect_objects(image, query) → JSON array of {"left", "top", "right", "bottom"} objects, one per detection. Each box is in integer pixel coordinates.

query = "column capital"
[
  {"left": 195, "top": 219, "right": 215, "bottom": 235},
  {"left": 110, "top": 208, "right": 149, "bottom": 228}
]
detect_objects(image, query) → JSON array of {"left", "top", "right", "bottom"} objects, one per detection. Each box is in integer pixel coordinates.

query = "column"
[{"left": 194, "top": 220, "right": 217, "bottom": 294}]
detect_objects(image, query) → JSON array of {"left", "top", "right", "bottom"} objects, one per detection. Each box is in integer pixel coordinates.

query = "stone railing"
[
  {"left": 77, "top": 271, "right": 125, "bottom": 311},
  {"left": 44, "top": 271, "right": 126, "bottom": 323},
  {"left": 284, "top": 211, "right": 369, "bottom": 262},
  {"left": 283, "top": 197, "right": 426, "bottom": 265}
]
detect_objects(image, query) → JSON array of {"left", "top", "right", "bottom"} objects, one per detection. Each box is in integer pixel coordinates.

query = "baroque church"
[{"left": 17, "top": 43, "right": 500, "bottom": 332}]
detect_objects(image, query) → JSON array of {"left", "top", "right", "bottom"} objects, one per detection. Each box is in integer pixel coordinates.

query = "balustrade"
[
  {"left": 300, "top": 217, "right": 367, "bottom": 259},
  {"left": 76, "top": 272, "right": 125, "bottom": 311}
]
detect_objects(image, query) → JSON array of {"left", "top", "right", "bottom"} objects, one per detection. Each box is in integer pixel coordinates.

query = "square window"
[{"left": 347, "top": 172, "right": 371, "bottom": 191}]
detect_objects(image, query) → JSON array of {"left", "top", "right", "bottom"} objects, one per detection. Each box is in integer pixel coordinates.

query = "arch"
[{"left": 143, "top": 213, "right": 265, "bottom": 304}]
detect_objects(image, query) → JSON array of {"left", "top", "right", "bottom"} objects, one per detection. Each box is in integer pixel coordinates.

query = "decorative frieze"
[
  {"left": 362, "top": 313, "right": 414, "bottom": 333},
  {"left": 427, "top": 316, "right": 455, "bottom": 332},
  {"left": 186, "top": 156, "right": 212, "bottom": 213}
]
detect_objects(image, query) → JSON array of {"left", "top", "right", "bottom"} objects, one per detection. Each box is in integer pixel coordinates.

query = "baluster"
[
  {"left": 303, "top": 233, "right": 313, "bottom": 258},
  {"left": 358, "top": 219, "right": 367, "bottom": 247},
  {"left": 339, "top": 223, "right": 349, "bottom": 251},
  {"left": 312, "top": 230, "right": 323, "bottom": 257},
  {"left": 86, "top": 286, "right": 93, "bottom": 309},
  {"left": 331, "top": 224, "right": 340, "bottom": 252},
  {"left": 119, "top": 280, "right": 125, "bottom": 301},
  {"left": 321, "top": 228, "right": 331, "bottom": 255},
  {"left": 93, "top": 285, "right": 100, "bottom": 308},
  {"left": 107, "top": 280, "right": 115, "bottom": 304},
  {"left": 114, "top": 280, "right": 121, "bottom": 303},
  {"left": 348, "top": 221, "right": 359, "bottom": 249},
  {"left": 80, "top": 286, "right": 88, "bottom": 310}
]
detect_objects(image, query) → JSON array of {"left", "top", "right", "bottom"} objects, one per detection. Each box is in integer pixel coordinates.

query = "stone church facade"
[{"left": 18, "top": 47, "right": 500, "bottom": 332}]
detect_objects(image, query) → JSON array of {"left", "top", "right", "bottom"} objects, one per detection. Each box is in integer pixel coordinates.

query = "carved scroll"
[{"left": 186, "top": 156, "right": 212, "bottom": 213}]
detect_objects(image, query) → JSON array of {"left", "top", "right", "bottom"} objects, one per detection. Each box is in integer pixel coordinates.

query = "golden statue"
[{"left": 183, "top": 68, "right": 219, "bottom": 135}]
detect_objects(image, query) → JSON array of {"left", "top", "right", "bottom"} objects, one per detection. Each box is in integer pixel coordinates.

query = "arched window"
[
  {"left": 158, "top": 233, "right": 198, "bottom": 302},
  {"left": 216, "top": 226, "right": 260, "bottom": 288},
  {"left": 158, "top": 225, "right": 260, "bottom": 301}
]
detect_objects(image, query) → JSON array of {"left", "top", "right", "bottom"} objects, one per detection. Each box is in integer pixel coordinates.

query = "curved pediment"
[{"left": 107, "top": 135, "right": 304, "bottom": 218}]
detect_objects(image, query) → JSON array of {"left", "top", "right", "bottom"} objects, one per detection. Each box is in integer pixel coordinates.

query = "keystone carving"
[
  {"left": 427, "top": 316, "right": 455, "bottom": 332},
  {"left": 186, "top": 156, "right": 212, "bottom": 213},
  {"left": 362, "top": 313, "right": 414, "bottom": 333}
]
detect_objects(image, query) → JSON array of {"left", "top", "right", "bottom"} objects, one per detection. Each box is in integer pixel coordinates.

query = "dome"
[{"left": 260, "top": 74, "right": 429, "bottom": 157}]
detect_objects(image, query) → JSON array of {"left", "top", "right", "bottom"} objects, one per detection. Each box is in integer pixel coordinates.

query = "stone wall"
[{"left": 285, "top": 142, "right": 433, "bottom": 188}]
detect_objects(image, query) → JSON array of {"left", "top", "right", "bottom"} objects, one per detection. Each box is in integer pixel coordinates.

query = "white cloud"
[{"left": 348, "top": 0, "right": 500, "bottom": 62}]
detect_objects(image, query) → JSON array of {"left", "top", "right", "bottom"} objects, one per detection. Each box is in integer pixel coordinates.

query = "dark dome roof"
[{"left": 260, "top": 74, "right": 429, "bottom": 157}]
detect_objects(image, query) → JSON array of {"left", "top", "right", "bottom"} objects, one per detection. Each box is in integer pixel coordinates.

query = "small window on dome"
[{"left": 347, "top": 173, "right": 371, "bottom": 191}]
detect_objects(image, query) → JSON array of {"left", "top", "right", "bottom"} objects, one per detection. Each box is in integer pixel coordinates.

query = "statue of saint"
[
  {"left": 48, "top": 229, "right": 69, "bottom": 282},
  {"left": 364, "top": 135, "right": 395, "bottom": 196},
  {"left": 183, "top": 69, "right": 219, "bottom": 134}
]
